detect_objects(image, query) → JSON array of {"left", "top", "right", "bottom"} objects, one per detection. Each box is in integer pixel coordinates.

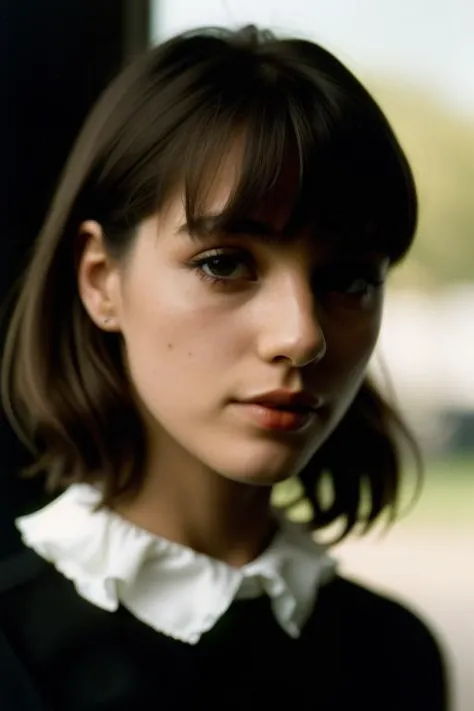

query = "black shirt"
[{"left": 0, "top": 547, "right": 448, "bottom": 710}]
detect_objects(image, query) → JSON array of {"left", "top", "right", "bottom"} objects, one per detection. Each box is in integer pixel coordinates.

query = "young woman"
[{"left": 0, "top": 25, "right": 447, "bottom": 710}]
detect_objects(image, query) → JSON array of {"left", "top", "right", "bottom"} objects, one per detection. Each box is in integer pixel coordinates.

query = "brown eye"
[
  {"left": 201, "top": 256, "right": 247, "bottom": 279},
  {"left": 191, "top": 250, "right": 255, "bottom": 284}
]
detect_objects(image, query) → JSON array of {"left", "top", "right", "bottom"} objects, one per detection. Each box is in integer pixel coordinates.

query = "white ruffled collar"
[{"left": 15, "top": 483, "right": 336, "bottom": 644}]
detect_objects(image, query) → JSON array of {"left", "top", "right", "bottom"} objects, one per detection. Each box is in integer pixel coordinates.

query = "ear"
[{"left": 77, "top": 220, "right": 122, "bottom": 332}]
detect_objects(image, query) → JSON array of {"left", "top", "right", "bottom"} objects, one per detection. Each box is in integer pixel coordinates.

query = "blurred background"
[
  {"left": 1, "top": 1, "right": 472, "bottom": 709},
  {"left": 152, "top": 2, "right": 474, "bottom": 709}
]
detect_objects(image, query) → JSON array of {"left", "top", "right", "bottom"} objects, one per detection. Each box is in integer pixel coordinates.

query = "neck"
[{"left": 113, "top": 441, "right": 276, "bottom": 569}]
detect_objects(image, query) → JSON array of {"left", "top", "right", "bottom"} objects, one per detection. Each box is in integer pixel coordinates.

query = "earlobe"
[{"left": 77, "top": 221, "right": 120, "bottom": 331}]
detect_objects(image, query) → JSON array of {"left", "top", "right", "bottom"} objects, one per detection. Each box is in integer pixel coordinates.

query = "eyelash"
[
  {"left": 190, "top": 249, "right": 385, "bottom": 301},
  {"left": 190, "top": 250, "right": 255, "bottom": 285}
]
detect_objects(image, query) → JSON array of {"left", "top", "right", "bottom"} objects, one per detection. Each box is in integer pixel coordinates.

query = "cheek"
[
  {"left": 119, "top": 277, "right": 251, "bottom": 379},
  {"left": 323, "top": 306, "right": 382, "bottom": 386}
]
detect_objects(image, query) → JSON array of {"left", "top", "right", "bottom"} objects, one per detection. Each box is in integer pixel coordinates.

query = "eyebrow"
[{"left": 177, "top": 215, "right": 286, "bottom": 244}]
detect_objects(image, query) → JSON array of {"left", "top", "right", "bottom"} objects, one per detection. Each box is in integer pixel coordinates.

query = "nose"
[{"left": 256, "top": 272, "right": 326, "bottom": 368}]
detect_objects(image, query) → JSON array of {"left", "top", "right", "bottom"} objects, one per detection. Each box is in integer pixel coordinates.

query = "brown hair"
[{"left": 1, "top": 26, "right": 420, "bottom": 539}]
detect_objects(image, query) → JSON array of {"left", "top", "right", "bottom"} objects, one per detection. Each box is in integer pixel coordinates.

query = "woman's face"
[{"left": 80, "top": 158, "right": 387, "bottom": 487}]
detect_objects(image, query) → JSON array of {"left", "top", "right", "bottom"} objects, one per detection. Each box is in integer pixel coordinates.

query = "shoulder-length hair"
[{"left": 1, "top": 26, "right": 420, "bottom": 539}]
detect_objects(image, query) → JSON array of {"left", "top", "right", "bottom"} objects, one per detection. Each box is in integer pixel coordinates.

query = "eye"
[
  {"left": 315, "top": 264, "right": 386, "bottom": 309},
  {"left": 191, "top": 250, "right": 255, "bottom": 285},
  {"left": 342, "top": 276, "right": 380, "bottom": 297}
]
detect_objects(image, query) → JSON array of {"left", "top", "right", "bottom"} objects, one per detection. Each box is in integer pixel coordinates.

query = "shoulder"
[
  {"left": 327, "top": 573, "right": 433, "bottom": 626},
  {"left": 320, "top": 573, "right": 444, "bottom": 655},
  {"left": 0, "top": 546, "right": 50, "bottom": 594},
  {"left": 310, "top": 574, "right": 449, "bottom": 709},
  {"left": 0, "top": 626, "right": 48, "bottom": 711},
  {"left": 0, "top": 549, "right": 50, "bottom": 710},
  {"left": 0, "top": 545, "right": 55, "bottom": 620}
]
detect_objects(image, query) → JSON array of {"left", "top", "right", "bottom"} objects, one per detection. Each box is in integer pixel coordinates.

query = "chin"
[
  {"left": 212, "top": 445, "right": 314, "bottom": 488},
  {"left": 222, "top": 468, "right": 293, "bottom": 488},
  {"left": 190, "top": 416, "right": 330, "bottom": 488}
]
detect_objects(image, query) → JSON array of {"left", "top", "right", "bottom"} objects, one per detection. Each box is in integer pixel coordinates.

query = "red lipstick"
[{"left": 237, "top": 389, "right": 322, "bottom": 432}]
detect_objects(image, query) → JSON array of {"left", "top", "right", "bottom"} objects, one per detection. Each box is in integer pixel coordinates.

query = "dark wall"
[{"left": 0, "top": 0, "right": 150, "bottom": 556}]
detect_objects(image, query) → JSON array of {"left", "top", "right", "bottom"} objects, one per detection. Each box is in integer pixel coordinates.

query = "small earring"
[{"left": 103, "top": 316, "right": 111, "bottom": 325}]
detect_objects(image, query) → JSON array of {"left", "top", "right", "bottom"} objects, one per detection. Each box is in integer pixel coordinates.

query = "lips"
[
  {"left": 235, "top": 390, "right": 323, "bottom": 433},
  {"left": 241, "top": 389, "right": 322, "bottom": 412}
]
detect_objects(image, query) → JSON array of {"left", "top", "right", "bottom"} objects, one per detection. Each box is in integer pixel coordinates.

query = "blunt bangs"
[{"left": 166, "top": 33, "right": 417, "bottom": 261}]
